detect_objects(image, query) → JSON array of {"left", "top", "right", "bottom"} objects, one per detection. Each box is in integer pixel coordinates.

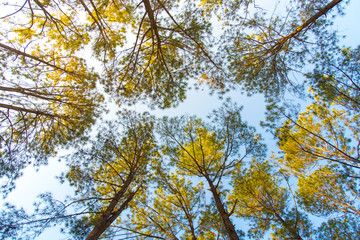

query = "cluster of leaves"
[
  {"left": 223, "top": 0, "right": 345, "bottom": 100},
  {"left": 274, "top": 44, "right": 360, "bottom": 238}
]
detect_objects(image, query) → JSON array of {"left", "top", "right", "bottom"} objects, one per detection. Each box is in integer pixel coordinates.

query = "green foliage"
[
  {"left": 224, "top": 0, "right": 345, "bottom": 100},
  {"left": 306, "top": 45, "right": 360, "bottom": 112},
  {"left": 0, "top": 203, "right": 33, "bottom": 240},
  {"left": 230, "top": 160, "right": 312, "bottom": 239},
  {"left": 1, "top": 111, "right": 157, "bottom": 239},
  {"left": 61, "top": 111, "right": 158, "bottom": 238},
  {"left": 315, "top": 215, "right": 360, "bottom": 240},
  {"left": 1, "top": 0, "right": 221, "bottom": 109},
  {"left": 297, "top": 165, "right": 360, "bottom": 216},
  {"left": 198, "top": 203, "right": 235, "bottom": 240},
  {"left": 128, "top": 170, "right": 209, "bottom": 239},
  {"left": 0, "top": 0, "right": 222, "bottom": 191},
  {"left": 105, "top": 0, "right": 216, "bottom": 108},
  {"left": 158, "top": 102, "right": 266, "bottom": 239},
  {"left": 0, "top": 192, "right": 72, "bottom": 240},
  {"left": 274, "top": 44, "right": 360, "bottom": 231},
  {"left": 159, "top": 101, "right": 266, "bottom": 178},
  {"left": 276, "top": 94, "right": 360, "bottom": 173},
  {"left": 0, "top": 48, "right": 102, "bottom": 196}
]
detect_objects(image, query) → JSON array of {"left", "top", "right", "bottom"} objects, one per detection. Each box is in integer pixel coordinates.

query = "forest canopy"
[{"left": 0, "top": 0, "right": 359, "bottom": 239}]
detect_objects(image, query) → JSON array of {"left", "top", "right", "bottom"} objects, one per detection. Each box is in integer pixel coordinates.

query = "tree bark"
[
  {"left": 85, "top": 171, "right": 136, "bottom": 240},
  {"left": 272, "top": 0, "right": 343, "bottom": 52},
  {"left": 0, "top": 42, "right": 71, "bottom": 73},
  {"left": 272, "top": 210, "right": 303, "bottom": 240},
  {"left": 206, "top": 176, "right": 240, "bottom": 240},
  {"left": 0, "top": 103, "right": 64, "bottom": 119}
]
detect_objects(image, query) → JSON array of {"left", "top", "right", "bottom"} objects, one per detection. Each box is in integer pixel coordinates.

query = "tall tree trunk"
[
  {"left": 272, "top": 210, "right": 303, "bottom": 240},
  {"left": 261, "top": 190, "right": 303, "bottom": 240},
  {"left": 85, "top": 172, "right": 136, "bottom": 240},
  {"left": 206, "top": 176, "right": 240, "bottom": 240}
]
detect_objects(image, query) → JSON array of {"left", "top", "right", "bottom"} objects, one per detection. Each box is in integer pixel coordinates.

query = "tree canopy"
[{"left": 0, "top": 0, "right": 359, "bottom": 239}]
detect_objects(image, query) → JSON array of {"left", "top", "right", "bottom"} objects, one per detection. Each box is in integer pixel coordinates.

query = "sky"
[{"left": 1, "top": 0, "right": 360, "bottom": 239}]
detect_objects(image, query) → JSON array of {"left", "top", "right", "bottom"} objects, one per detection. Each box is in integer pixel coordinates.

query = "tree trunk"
[
  {"left": 206, "top": 177, "right": 240, "bottom": 240},
  {"left": 272, "top": 0, "right": 343, "bottom": 52},
  {"left": 0, "top": 42, "right": 70, "bottom": 73},
  {"left": 272, "top": 210, "right": 303, "bottom": 240},
  {"left": 85, "top": 172, "right": 136, "bottom": 240}
]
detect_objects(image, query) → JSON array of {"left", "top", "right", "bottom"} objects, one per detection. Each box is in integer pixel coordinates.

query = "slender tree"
[
  {"left": 158, "top": 102, "right": 266, "bottom": 239},
  {"left": 0, "top": 111, "right": 157, "bottom": 240}
]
